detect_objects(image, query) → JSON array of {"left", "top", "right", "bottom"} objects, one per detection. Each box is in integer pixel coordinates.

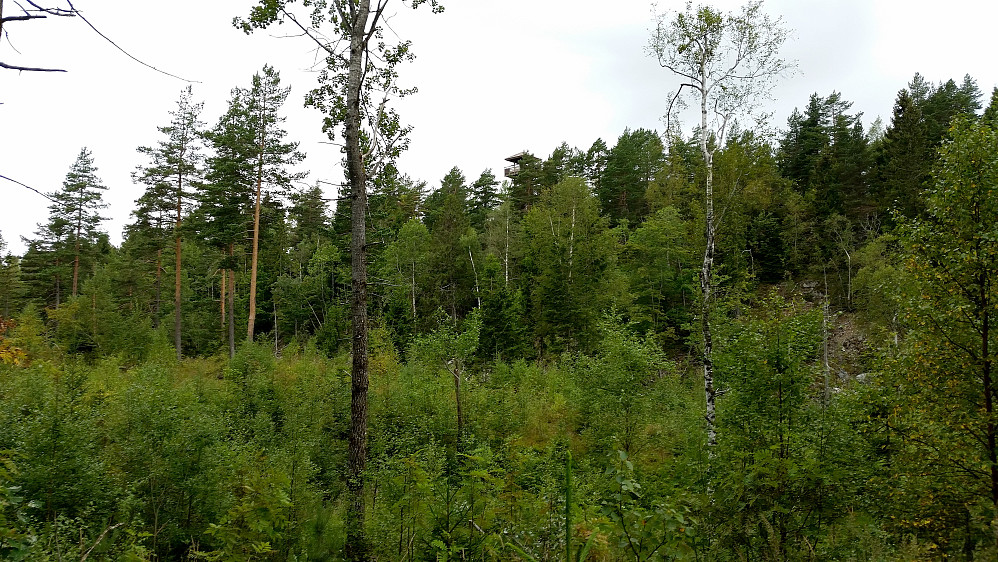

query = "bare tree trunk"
[
  {"left": 699, "top": 78, "right": 718, "bottom": 455},
  {"left": 174, "top": 179, "right": 183, "bottom": 361},
  {"left": 228, "top": 249, "right": 236, "bottom": 359},
  {"left": 247, "top": 128, "right": 266, "bottom": 342},
  {"left": 72, "top": 238, "right": 80, "bottom": 297},
  {"left": 410, "top": 262, "right": 417, "bottom": 318},
  {"left": 153, "top": 248, "right": 162, "bottom": 329},
  {"left": 345, "top": 3, "right": 373, "bottom": 559},
  {"left": 452, "top": 363, "right": 464, "bottom": 453},
  {"left": 221, "top": 269, "right": 227, "bottom": 346},
  {"left": 467, "top": 246, "right": 481, "bottom": 309}
]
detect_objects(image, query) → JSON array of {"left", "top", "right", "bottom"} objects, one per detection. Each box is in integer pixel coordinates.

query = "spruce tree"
[
  {"left": 467, "top": 169, "right": 500, "bottom": 232},
  {"left": 0, "top": 234, "right": 23, "bottom": 318},
  {"left": 874, "top": 89, "right": 930, "bottom": 219},
  {"left": 600, "top": 128, "right": 665, "bottom": 226}
]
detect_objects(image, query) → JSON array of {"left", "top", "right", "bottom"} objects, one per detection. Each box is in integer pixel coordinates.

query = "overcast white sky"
[{"left": 2, "top": 0, "right": 997, "bottom": 255}]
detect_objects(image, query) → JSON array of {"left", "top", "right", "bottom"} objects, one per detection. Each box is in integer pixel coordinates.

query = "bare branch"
[
  {"left": 0, "top": 59, "right": 64, "bottom": 71},
  {"left": 280, "top": 7, "right": 342, "bottom": 59},
  {"left": 1, "top": 14, "right": 44, "bottom": 22},
  {"left": 0, "top": 173, "right": 59, "bottom": 201},
  {"left": 64, "top": 0, "right": 198, "bottom": 82},
  {"left": 3, "top": 29, "right": 24, "bottom": 54},
  {"left": 23, "top": 0, "right": 72, "bottom": 16}
]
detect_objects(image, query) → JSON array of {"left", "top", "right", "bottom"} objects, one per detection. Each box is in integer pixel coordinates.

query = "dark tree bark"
[
  {"left": 228, "top": 265, "right": 236, "bottom": 359},
  {"left": 344, "top": 3, "right": 372, "bottom": 558}
]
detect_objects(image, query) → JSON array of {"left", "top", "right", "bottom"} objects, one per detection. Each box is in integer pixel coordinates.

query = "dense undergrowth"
[{"left": 2, "top": 296, "right": 983, "bottom": 561}]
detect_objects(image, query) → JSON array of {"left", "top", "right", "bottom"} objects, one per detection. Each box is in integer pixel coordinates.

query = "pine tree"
[
  {"left": 54, "top": 148, "right": 108, "bottom": 298},
  {"left": 584, "top": 138, "right": 609, "bottom": 193},
  {"left": 778, "top": 92, "right": 870, "bottom": 218},
  {"left": 243, "top": 65, "right": 305, "bottom": 343},
  {"left": 508, "top": 152, "right": 544, "bottom": 212},
  {"left": 22, "top": 149, "right": 108, "bottom": 309},
  {"left": 874, "top": 89, "right": 930, "bottom": 219},
  {"left": 134, "top": 86, "right": 204, "bottom": 360},
  {"left": 198, "top": 86, "right": 258, "bottom": 357}
]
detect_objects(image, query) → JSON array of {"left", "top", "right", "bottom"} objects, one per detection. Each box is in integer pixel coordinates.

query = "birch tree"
[
  {"left": 238, "top": 1, "right": 442, "bottom": 557},
  {"left": 648, "top": 0, "right": 791, "bottom": 453}
]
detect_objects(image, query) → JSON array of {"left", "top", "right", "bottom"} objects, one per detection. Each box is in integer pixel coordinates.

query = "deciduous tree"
[
  {"left": 237, "top": 1, "right": 442, "bottom": 556},
  {"left": 648, "top": 0, "right": 792, "bottom": 454},
  {"left": 895, "top": 116, "right": 998, "bottom": 551}
]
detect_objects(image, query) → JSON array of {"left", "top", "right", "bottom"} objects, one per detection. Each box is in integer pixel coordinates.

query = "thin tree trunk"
[
  {"left": 221, "top": 269, "right": 227, "bottom": 346},
  {"left": 174, "top": 170, "right": 184, "bottom": 361},
  {"left": 174, "top": 230, "right": 182, "bottom": 361},
  {"left": 568, "top": 203, "right": 576, "bottom": 282},
  {"left": 72, "top": 238, "right": 80, "bottom": 297},
  {"left": 247, "top": 127, "right": 266, "bottom": 342},
  {"left": 467, "top": 246, "right": 481, "bottom": 309},
  {"left": 345, "top": 3, "right": 373, "bottom": 559},
  {"left": 153, "top": 248, "right": 162, "bottom": 329},
  {"left": 699, "top": 75, "right": 718, "bottom": 455},
  {"left": 980, "top": 272, "right": 998, "bottom": 542},
  {"left": 452, "top": 363, "right": 463, "bottom": 453},
  {"left": 228, "top": 252, "right": 236, "bottom": 359},
  {"left": 410, "top": 262, "right": 417, "bottom": 318}
]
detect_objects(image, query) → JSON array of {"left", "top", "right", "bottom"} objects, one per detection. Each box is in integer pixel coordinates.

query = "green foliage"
[
  {"left": 569, "top": 317, "right": 669, "bottom": 459},
  {"left": 198, "top": 460, "right": 292, "bottom": 561},
  {"left": 4, "top": 5, "right": 998, "bottom": 556},
  {"left": 623, "top": 207, "right": 696, "bottom": 348},
  {"left": 879, "top": 114, "right": 998, "bottom": 554},
  {"left": 0, "top": 451, "right": 32, "bottom": 560},
  {"left": 599, "top": 129, "right": 665, "bottom": 226},
  {"left": 522, "top": 177, "right": 616, "bottom": 354},
  {"left": 602, "top": 451, "right": 695, "bottom": 561}
]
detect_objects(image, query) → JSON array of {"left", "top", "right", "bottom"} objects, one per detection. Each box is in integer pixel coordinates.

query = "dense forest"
[{"left": 3, "top": 1, "right": 998, "bottom": 560}]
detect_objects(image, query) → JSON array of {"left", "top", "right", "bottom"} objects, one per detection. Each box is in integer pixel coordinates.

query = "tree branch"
[
  {"left": 64, "top": 0, "right": 198, "bottom": 82},
  {"left": 0, "top": 59, "right": 63, "bottom": 71},
  {"left": 0, "top": 173, "right": 59, "bottom": 201},
  {"left": 23, "top": 0, "right": 73, "bottom": 16},
  {"left": 2, "top": 13, "right": 44, "bottom": 22}
]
